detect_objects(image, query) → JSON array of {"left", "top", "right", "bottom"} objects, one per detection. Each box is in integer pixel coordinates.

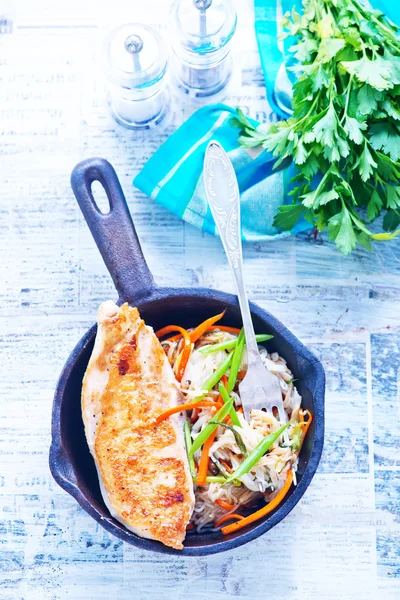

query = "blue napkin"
[
  {"left": 134, "top": 104, "right": 304, "bottom": 240},
  {"left": 134, "top": 0, "right": 398, "bottom": 241}
]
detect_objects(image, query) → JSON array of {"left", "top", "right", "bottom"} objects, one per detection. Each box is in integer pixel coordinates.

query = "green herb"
[
  {"left": 199, "top": 334, "right": 273, "bottom": 355},
  {"left": 227, "top": 329, "right": 245, "bottom": 393},
  {"left": 210, "top": 456, "right": 231, "bottom": 478},
  {"left": 211, "top": 420, "right": 248, "bottom": 456},
  {"left": 184, "top": 418, "right": 196, "bottom": 477},
  {"left": 189, "top": 398, "right": 234, "bottom": 456},
  {"left": 209, "top": 457, "right": 242, "bottom": 486},
  {"left": 218, "top": 382, "right": 241, "bottom": 428},
  {"left": 193, "top": 351, "right": 234, "bottom": 403},
  {"left": 193, "top": 475, "right": 227, "bottom": 484},
  {"left": 224, "top": 421, "right": 292, "bottom": 484},
  {"left": 232, "top": 0, "right": 400, "bottom": 254},
  {"left": 290, "top": 422, "right": 305, "bottom": 453}
]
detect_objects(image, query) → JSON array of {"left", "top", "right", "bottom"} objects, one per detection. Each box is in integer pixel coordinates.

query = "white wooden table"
[{"left": 1, "top": 1, "right": 399, "bottom": 598}]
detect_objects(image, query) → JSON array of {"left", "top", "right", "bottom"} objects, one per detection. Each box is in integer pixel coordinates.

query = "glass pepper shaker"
[
  {"left": 104, "top": 23, "right": 169, "bottom": 130},
  {"left": 170, "top": 0, "right": 237, "bottom": 99}
]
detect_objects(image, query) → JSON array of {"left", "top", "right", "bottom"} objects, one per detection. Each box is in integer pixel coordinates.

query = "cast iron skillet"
[{"left": 49, "top": 157, "right": 325, "bottom": 556}]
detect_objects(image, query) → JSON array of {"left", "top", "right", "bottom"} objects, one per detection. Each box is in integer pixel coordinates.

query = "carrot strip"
[
  {"left": 297, "top": 410, "right": 313, "bottom": 454},
  {"left": 160, "top": 323, "right": 240, "bottom": 344},
  {"left": 215, "top": 499, "right": 236, "bottom": 511},
  {"left": 219, "top": 459, "right": 234, "bottom": 473},
  {"left": 215, "top": 513, "right": 244, "bottom": 528},
  {"left": 160, "top": 331, "right": 196, "bottom": 344},
  {"left": 207, "top": 325, "right": 241, "bottom": 335},
  {"left": 159, "top": 333, "right": 183, "bottom": 343},
  {"left": 155, "top": 325, "right": 186, "bottom": 339},
  {"left": 177, "top": 344, "right": 192, "bottom": 382},
  {"left": 221, "top": 471, "right": 294, "bottom": 535},
  {"left": 154, "top": 325, "right": 192, "bottom": 382},
  {"left": 189, "top": 310, "right": 226, "bottom": 343},
  {"left": 197, "top": 429, "right": 218, "bottom": 486},
  {"left": 155, "top": 400, "right": 218, "bottom": 426},
  {"left": 301, "top": 409, "right": 312, "bottom": 423}
]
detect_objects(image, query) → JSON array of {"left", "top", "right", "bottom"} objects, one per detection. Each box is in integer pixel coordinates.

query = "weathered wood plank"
[{"left": 1, "top": 0, "right": 399, "bottom": 597}]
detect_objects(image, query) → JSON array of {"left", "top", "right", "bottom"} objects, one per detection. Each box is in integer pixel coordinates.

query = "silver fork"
[{"left": 203, "top": 140, "right": 286, "bottom": 425}]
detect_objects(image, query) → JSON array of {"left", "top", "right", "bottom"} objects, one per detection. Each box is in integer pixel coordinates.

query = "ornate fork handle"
[{"left": 203, "top": 141, "right": 260, "bottom": 362}]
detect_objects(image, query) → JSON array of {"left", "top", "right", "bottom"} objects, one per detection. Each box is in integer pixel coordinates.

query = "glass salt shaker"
[
  {"left": 170, "top": 0, "right": 237, "bottom": 99},
  {"left": 273, "top": 59, "right": 296, "bottom": 117},
  {"left": 273, "top": 19, "right": 295, "bottom": 117},
  {"left": 104, "top": 23, "right": 169, "bottom": 130}
]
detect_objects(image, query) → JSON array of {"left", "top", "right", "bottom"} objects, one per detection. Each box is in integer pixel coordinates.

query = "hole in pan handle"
[{"left": 71, "top": 157, "right": 155, "bottom": 304}]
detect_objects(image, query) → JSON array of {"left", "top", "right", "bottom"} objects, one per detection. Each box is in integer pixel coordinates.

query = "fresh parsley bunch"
[{"left": 233, "top": 0, "right": 400, "bottom": 254}]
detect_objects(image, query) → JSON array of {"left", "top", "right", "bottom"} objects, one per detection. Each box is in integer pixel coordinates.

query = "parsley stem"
[
  {"left": 340, "top": 75, "right": 353, "bottom": 124},
  {"left": 349, "top": 0, "right": 400, "bottom": 49},
  {"left": 184, "top": 419, "right": 197, "bottom": 478},
  {"left": 309, "top": 165, "right": 334, "bottom": 204},
  {"left": 293, "top": 90, "right": 322, "bottom": 131},
  {"left": 313, "top": 0, "right": 322, "bottom": 21}
]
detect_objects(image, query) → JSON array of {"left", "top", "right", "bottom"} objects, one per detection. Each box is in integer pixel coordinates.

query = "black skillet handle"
[{"left": 71, "top": 157, "right": 155, "bottom": 304}]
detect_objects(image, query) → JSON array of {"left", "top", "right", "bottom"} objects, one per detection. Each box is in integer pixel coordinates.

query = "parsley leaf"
[
  {"left": 367, "top": 190, "right": 383, "bottom": 220},
  {"left": 292, "top": 38, "right": 318, "bottom": 62},
  {"left": 386, "top": 186, "right": 400, "bottom": 209},
  {"left": 376, "top": 152, "right": 400, "bottom": 181},
  {"left": 312, "top": 104, "right": 337, "bottom": 146},
  {"left": 263, "top": 122, "right": 293, "bottom": 155},
  {"left": 328, "top": 205, "right": 358, "bottom": 255},
  {"left": 383, "top": 210, "right": 400, "bottom": 231},
  {"left": 369, "top": 122, "right": 400, "bottom": 161},
  {"left": 356, "top": 231, "right": 372, "bottom": 252},
  {"left": 273, "top": 204, "right": 305, "bottom": 231},
  {"left": 380, "top": 99, "right": 400, "bottom": 121},
  {"left": 343, "top": 116, "right": 367, "bottom": 144},
  {"left": 341, "top": 57, "right": 393, "bottom": 91},
  {"left": 312, "top": 64, "right": 331, "bottom": 91},
  {"left": 301, "top": 154, "right": 320, "bottom": 178},
  {"left": 293, "top": 139, "right": 308, "bottom": 164},
  {"left": 357, "top": 85, "right": 382, "bottom": 115},
  {"left": 357, "top": 142, "right": 377, "bottom": 182},
  {"left": 317, "top": 38, "right": 346, "bottom": 63}
]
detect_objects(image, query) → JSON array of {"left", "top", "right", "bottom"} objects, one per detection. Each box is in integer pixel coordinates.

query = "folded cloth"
[{"left": 134, "top": 104, "right": 307, "bottom": 241}]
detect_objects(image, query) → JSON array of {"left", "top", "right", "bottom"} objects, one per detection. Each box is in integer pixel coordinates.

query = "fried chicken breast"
[{"left": 82, "top": 301, "right": 194, "bottom": 550}]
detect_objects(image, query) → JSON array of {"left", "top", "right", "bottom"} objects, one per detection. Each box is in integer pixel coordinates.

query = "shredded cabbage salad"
[{"left": 156, "top": 315, "right": 312, "bottom": 535}]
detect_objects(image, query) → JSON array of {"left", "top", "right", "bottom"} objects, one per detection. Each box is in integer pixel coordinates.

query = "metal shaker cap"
[
  {"left": 171, "top": 0, "right": 237, "bottom": 54},
  {"left": 104, "top": 23, "right": 168, "bottom": 90}
]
